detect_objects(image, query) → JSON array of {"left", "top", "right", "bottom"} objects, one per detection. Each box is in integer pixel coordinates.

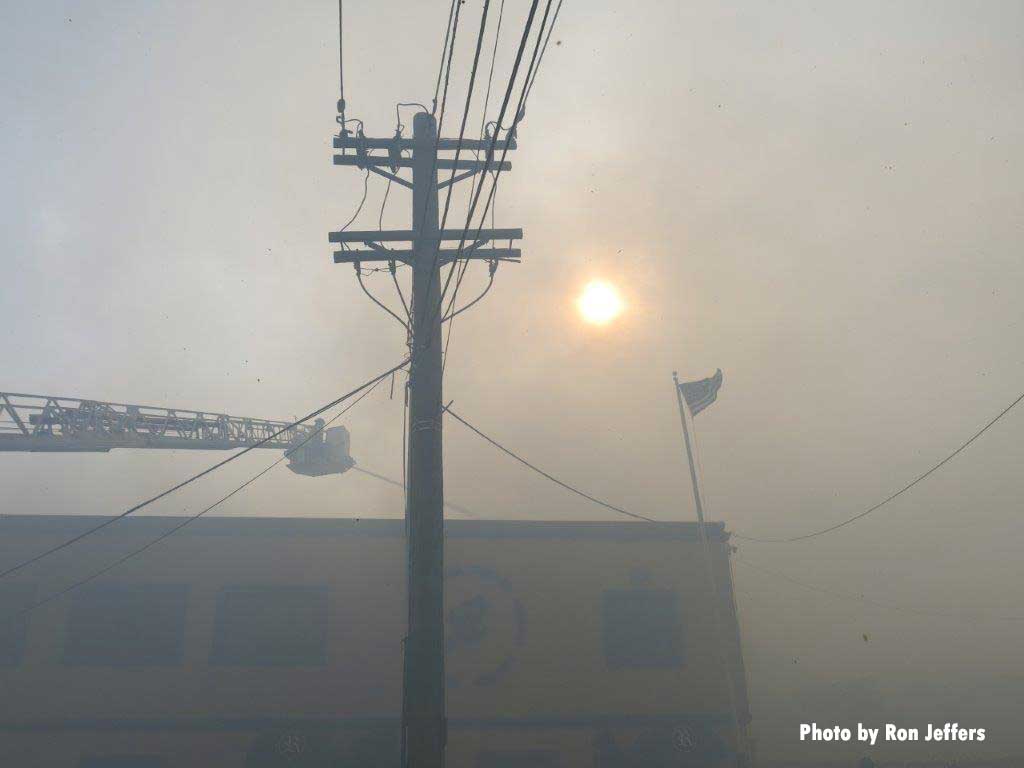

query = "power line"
[
  {"left": 521, "top": 0, "right": 564, "bottom": 107},
  {"left": 432, "top": 0, "right": 458, "bottom": 115},
  {"left": 443, "top": 262, "right": 495, "bottom": 323},
  {"left": 5, "top": 376, "right": 391, "bottom": 624},
  {"left": 438, "top": 0, "right": 561, "bottom": 374},
  {"left": 337, "top": 0, "right": 346, "bottom": 123},
  {"left": 467, "top": 0, "right": 507, "bottom": 205},
  {"left": 436, "top": 0, "right": 557, "bottom": 340},
  {"left": 0, "top": 358, "right": 410, "bottom": 583},
  {"left": 338, "top": 168, "right": 370, "bottom": 233},
  {"left": 356, "top": 263, "right": 409, "bottom": 330},
  {"left": 443, "top": 406, "right": 657, "bottom": 523},
  {"left": 416, "top": 0, "right": 496, "bottom": 336},
  {"left": 444, "top": 406, "right": 1024, "bottom": 623},
  {"left": 428, "top": 0, "right": 550, "bottom": 369},
  {"left": 733, "top": 389, "right": 1024, "bottom": 543},
  {"left": 352, "top": 465, "right": 477, "bottom": 518},
  {"left": 429, "top": 0, "right": 541, "bottom": 318},
  {"left": 447, "top": 386, "right": 1024, "bottom": 542}
]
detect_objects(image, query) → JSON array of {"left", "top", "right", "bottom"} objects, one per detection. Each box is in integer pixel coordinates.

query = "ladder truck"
[{"left": 0, "top": 391, "right": 355, "bottom": 477}]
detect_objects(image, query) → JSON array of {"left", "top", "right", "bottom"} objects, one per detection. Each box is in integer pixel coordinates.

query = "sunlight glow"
[{"left": 577, "top": 281, "right": 624, "bottom": 325}]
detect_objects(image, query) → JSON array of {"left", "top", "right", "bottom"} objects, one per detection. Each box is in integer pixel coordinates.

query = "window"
[
  {"left": 64, "top": 583, "right": 187, "bottom": 667},
  {"left": 602, "top": 588, "right": 683, "bottom": 669},
  {"left": 476, "top": 750, "right": 560, "bottom": 768},
  {"left": 0, "top": 584, "right": 35, "bottom": 666},
  {"left": 211, "top": 585, "right": 327, "bottom": 666}
]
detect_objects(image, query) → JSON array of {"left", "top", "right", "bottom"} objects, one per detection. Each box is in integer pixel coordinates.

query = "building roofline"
[{"left": 0, "top": 515, "right": 731, "bottom": 542}]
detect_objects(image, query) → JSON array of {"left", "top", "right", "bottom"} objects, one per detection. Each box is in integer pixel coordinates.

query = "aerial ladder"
[{"left": 0, "top": 391, "right": 354, "bottom": 477}]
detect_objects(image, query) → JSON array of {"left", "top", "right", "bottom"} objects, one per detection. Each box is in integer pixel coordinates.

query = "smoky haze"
[{"left": 2, "top": 0, "right": 1023, "bottom": 763}]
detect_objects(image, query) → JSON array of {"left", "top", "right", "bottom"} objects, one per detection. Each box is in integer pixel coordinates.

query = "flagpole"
[
  {"left": 673, "top": 371, "right": 709, "bottom": 528},
  {"left": 672, "top": 371, "right": 749, "bottom": 767}
]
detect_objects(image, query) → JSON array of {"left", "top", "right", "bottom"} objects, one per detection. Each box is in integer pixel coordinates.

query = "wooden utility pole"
[
  {"left": 404, "top": 110, "right": 446, "bottom": 767},
  {"left": 331, "top": 115, "right": 521, "bottom": 768}
]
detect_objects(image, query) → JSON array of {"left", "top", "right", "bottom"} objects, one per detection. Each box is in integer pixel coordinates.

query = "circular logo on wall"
[
  {"left": 673, "top": 725, "right": 697, "bottom": 751},
  {"left": 275, "top": 733, "right": 307, "bottom": 758},
  {"left": 445, "top": 564, "right": 526, "bottom": 689}
]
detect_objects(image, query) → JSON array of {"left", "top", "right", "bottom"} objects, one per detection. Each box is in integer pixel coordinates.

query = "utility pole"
[{"left": 330, "top": 116, "right": 521, "bottom": 768}]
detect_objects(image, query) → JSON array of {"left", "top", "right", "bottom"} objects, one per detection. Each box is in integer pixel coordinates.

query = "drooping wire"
[
  {"left": 390, "top": 263, "right": 411, "bottom": 325},
  {"left": 355, "top": 262, "right": 409, "bottom": 330},
  {"left": 734, "top": 389, "right": 1024, "bottom": 543},
  {"left": 378, "top": 179, "right": 392, "bottom": 232},
  {"left": 443, "top": 264, "right": 495, "bottom": 323},
  {"left": 445, "top": 385, "right": 1024, "bottom": 545},
  {"left": 352, "top": 466, "right": 477, "bottom": 518},
  {"left": 376, "top": 147, "right": 411, "bottom": 326},
  {"left": 443, "top": 405, "right": 1024, "bottom": 623},
  {"left": 5, "top": 375, "right": 393, "bottom": 623},
  {"left": 0, "top": 359, "right": 410, "bottom": 583},
  {"left": 340, "top": 169, "right": 370, "bottom": 233},
  {"left": 443, "top": 406, "right": 657, "bottom": 523},
  {"left": 396, "top": 102, "right": 430, "bottom": 134}
]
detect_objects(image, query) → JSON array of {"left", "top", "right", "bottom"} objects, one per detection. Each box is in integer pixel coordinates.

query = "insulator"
[
  {"left": 389, "top": 129, "right": 402, "bottom": 172},
  {"left": 355, "top": 129, "right": 368, "bottom": 170}
]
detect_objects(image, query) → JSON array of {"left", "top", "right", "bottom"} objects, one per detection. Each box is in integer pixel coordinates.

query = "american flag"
[{"left": 678, "top": 369, "right": 723, "bottom": 417}]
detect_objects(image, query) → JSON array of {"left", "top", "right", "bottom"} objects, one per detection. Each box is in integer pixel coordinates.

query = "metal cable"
[
  {"left": 434, "top": 0, "right": 553, "bottom": 328},
  {"left": 444, "top": 406, "right": 657, "bottom": 523},
  {"left": 0, "top": 359, "right": 410, "bottom": 583},
  {"left": 5, "top": 377, "right": 391, "bottom": 623},
  {"left": 355, "top": 263, "right": 409, "bottom": 330},
  {"left": 432, "top": 0, "right": 458, "bottom": 115},
  {"left": 734, "top": 389, "right": 1024, "bottom": 542}
]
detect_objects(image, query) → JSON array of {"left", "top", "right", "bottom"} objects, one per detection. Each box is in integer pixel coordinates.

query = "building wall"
[{"left": 0, "top": 517, "right": 750, "bottom": 767}]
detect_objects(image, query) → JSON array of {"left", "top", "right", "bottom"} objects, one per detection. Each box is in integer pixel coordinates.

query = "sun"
[{"left": 577, "top": 280, "right": 624, "bottom": 325}]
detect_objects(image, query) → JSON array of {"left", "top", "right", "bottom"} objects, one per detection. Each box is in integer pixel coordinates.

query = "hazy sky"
[{"left": 3, "top": 0, "right": 1024, "bottom": 751}]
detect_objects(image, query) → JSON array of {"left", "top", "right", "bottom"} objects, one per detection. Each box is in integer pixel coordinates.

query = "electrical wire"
[
  {"left": 390, "top": 265, "right": 411, "bottom": 324},
  {"left": 442, "top": 267, "right": 494, "bottom": 323},
  {"left": 352, "top": 465, "right": 477, "bottom": 518},
  {"left": 0, "top": 358, "right": 410, "bottom": 583},
  {"left": 400, "top": 0, "right": 468, "bottom": 350},
  {"left": 444, "top": 405, "right": 1024, "bottom": 623},
  {"left": 396, "top": 102, "right": 430, "bottom": 133},
  {"left": 446, "top": 385, "right": 1024, "bottom": 544},
  {"left": 337, "top": 0, "right": 346, "bottom": 123},
  {"left": 415, "top": 0, "right": 495, "bottom": 338},
  {"left": 443, "top": 406, "right": 657, "bottom": 523},
  {"left": 378, "top": 178, "right": 392, "bottom": 232},
  {"left": 339, "top": 169, "right": 370, "bottom": 233},
  {"left": 355, "top": 263, "right": 409, "bottom": 330},
  {"left": 467, "top": 0, "right": 507, "bottom": 206},
  {"left": 733, "top": 389, "right": 1024, "bottom": 543},
  {"left": 432, "top": 0, "right": 459, "bottom": 115},
  {"left": 5, "top": 376, "right": 392, "bottom": 623},
  {"left": 434, "top": 0, "right": 555, "bottom": 332},
  {"left": 521, "top": 0, "right": 564, "bottom": 107},
  {"left": 432, "top": 0, "right": 558, "bottom": 376},
  {"left": 422, "top": 0, "right": 544, "bottom": 349}
]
